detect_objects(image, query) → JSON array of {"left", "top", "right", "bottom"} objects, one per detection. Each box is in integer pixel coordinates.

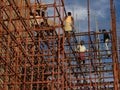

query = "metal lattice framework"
[
  {"left": 0, "top": 0, "right": 119, "bottom": 90},
  {"left": 119, "top": 36, "right": 120, "bottom": 90}
]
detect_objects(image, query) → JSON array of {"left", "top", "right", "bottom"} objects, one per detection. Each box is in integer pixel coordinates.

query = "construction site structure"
[
  {"left": 0, "top": 0, "right": 120, "bottom": 90},
  {"left": 118, "top": 35, "right": 120, "bottom": 89}
]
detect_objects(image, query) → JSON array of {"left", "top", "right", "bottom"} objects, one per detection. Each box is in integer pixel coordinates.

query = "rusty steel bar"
[
  {"left": 110, "top": 0, "right": 119, "bottom": 90},
  {"left": 0, "top": 0, "right": 119, "bottom": 90}
]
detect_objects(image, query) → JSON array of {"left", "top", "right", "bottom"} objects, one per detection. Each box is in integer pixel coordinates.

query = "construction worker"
[
  {"left": 102, "top": 29, "right": 111, "bottom": 57},
  {"left": 64, "top": 12, "right": 74, "bottom": 41},
  {"left": 76, "top": 40, "right": 87, "bottom": 64}
]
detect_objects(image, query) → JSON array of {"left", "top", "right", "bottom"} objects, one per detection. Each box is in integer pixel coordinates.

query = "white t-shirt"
[{"left": 76, "top": 45, "right": 87, "bottom": 52}]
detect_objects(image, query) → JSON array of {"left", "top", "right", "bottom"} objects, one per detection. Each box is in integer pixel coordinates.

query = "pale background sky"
[{"left": 30, "top": 0, "right": 120, "bottom": 33}]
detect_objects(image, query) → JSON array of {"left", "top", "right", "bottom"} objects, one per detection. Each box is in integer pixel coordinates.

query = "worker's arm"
[
  {"left": 63, "top": 16, "right": 67, "bottom": 22},
  {"left": 71, "top": 16, "right": 74, "bottom": 31},
  {"left": 71, "top": 16, "right": 74, "bottom": 25},
  {"left": 75, "top": 45, "right": 79, "bottom": 52},
  {"left": 83, "top": 45, "right": 88, "bottom": 52}
]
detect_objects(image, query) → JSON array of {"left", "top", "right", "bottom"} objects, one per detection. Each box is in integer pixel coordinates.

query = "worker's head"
[
  {"left": 102, "top": 29, "right": 106, "bottom": 32},
  {"left": 68, "top": 12, "right": 71, "bottom": 16},
  {"left": 80, "top": 40, "right": 84, "bottom": 45}
]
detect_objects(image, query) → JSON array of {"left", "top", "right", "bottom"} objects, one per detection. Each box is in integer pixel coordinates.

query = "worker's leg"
[
  {"left": 80, "top": 52, "right": 86, "bottom": 65},
  {"left": 82, "top": 60, "right": 85, "bottom": 64},
  {"left": 105, "top": 39, "right": 111, "bottom": 55},
  {"left": 105, "top": 39, "right": 109, "bottom": 51},
  {"left": 65, "top": 31, "right": 71, "bottom": 42},
  {"left": 67, "top": 32, "right": 71, "bottom": 42}
]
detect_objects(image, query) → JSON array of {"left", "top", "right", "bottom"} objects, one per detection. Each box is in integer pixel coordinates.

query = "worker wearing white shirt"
[{"left": 76, "top": 40, "right": 87, "bottom": 64}]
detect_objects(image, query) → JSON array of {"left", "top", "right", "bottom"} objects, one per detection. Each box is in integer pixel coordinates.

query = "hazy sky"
[{"left": 31, "top": 0, "right": 120, "bottom": 32}]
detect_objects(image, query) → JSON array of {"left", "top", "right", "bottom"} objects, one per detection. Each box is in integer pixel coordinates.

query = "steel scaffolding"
[
  {"left": 118, "top": 30, "right": 120, "bottom": 90},
  {"left": 0, "top": 0, "right": 119, "bottom": 90}
]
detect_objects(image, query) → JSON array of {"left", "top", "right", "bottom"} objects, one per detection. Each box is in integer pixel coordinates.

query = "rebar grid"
[{"left": 0, "top": 0, "right": 119, "bottom": 90}]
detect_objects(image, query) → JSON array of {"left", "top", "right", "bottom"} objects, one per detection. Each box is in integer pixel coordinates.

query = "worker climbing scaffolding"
[
  {"left": 0, "top": 0, "right": 119, "bottom": 90},
  {"left": 102, "top": 29, "right": 111, "bottom": 57},
  {"left": 76, "top": 40, "right": 88, "bottom": 64},
  {"left": 64, "top": 12, "right": 74, "bottom": 42}
]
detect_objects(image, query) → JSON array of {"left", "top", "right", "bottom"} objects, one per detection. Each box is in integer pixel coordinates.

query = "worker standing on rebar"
[
  {"left": 76, "top": 40, "right": 87, "bottom": 64},
  {"left": 64, "top": 12, "right": 74, "bottom": 41},
  {"left": 102, "top": 29, "right": 111, "bottom": 57}
]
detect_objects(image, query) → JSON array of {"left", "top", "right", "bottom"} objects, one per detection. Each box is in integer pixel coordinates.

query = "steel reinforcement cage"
[{"left": 0, "top": 0, "right": 119, "bottom": 90}]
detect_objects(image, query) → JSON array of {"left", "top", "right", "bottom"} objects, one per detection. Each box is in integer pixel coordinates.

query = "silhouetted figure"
[{"left": 102, "top": 29, "right": 111, "bottom": 57}]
